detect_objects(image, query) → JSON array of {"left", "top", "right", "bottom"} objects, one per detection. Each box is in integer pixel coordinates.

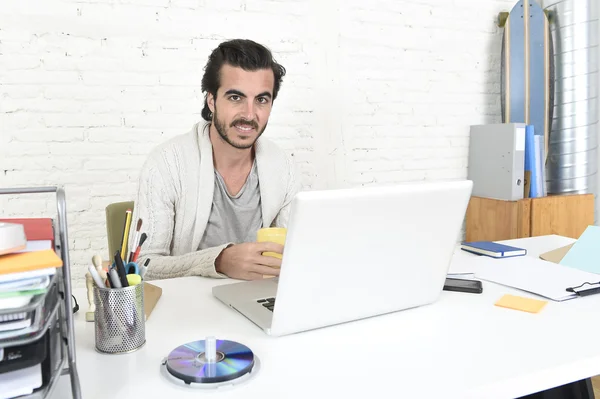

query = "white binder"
[{"left": 467, "top": 123, "right": 527, "bottom": 201}]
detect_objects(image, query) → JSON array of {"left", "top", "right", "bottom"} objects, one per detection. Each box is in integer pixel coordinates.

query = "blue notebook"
[{"left": 460, "top": 241, "right": 527, "bottom": 258}]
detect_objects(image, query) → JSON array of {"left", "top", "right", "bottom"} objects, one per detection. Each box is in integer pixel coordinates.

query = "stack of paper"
[
  {"left": 474, "top": 255, "right": 599, "bottom": 301},
  {"left": 0, "top": 221, "right": 60, "bottom": 397},
  {"left": 0, "top": 364, "right": 43, "bottom": 399},
  {"left": 0, "top": 271, "right": 54, "bottom": 317},
  {"left": 0, "top": 250, "right": 63, "bottom": 275},
  {"left": 0, "top": 250, "right": 62, "bottom": 335}
]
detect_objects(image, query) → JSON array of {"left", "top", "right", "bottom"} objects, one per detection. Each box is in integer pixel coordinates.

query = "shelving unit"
[
  {"left": 0, "top": 187, "right": 82, "bottom": 399},
  {"left": 465, "top": 193, "right": 595, "bottom": 242}
]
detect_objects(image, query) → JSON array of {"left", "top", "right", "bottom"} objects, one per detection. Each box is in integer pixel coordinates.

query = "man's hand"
[{"left": 215, "top": 242, "right": 283, "bottom": 280}]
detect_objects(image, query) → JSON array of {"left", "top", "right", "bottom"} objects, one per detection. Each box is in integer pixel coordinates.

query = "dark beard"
[{"left": 213, "top": 104, "right": 267, "bottom": 149}]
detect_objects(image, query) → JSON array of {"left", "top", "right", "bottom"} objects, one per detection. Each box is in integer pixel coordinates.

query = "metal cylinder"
[
  {"left": 542, "top": 0, "right": 598, "bottom": 200},
  {"left": 94, "top": 282, "right": 145, "bottom": 354}
]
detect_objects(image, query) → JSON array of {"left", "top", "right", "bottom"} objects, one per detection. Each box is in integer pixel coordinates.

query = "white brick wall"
[{"left": 0, "top": 0, "right": 516, "bottom": 286}]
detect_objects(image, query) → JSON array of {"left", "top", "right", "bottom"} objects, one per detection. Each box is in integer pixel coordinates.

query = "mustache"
[{"left": 230, "top": 119, "right": 258, "bottom": 130}]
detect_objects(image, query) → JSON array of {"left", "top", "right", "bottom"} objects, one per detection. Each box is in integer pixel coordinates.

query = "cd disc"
[{"left": 165, "top": 339, "right": 255, "bottom": 384}]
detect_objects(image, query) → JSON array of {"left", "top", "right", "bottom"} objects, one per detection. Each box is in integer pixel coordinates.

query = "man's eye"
[
  {"left": 230, "top": 95, "right": 240, "bottom": 101},
  {"left": 257, "top": 97, "right": 268, "bottom": 104}
]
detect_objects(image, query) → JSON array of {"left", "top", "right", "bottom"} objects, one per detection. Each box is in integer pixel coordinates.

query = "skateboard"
[{"left": 498, "top": 0, "right": 554, "bottom": 166}]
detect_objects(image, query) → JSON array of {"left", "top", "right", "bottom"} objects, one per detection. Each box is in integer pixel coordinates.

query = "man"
[{"left": 130, "top": 39, "right": 300, "bottom": 281}]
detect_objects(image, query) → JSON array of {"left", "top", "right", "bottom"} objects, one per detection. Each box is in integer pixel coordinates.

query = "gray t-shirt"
[{"left": 199, "top": 161, "right": 263, "bottom": 250}]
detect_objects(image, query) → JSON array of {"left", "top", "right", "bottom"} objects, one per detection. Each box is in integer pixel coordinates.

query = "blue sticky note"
[{"left": 559, "top": 225, "right": 600, "bottom": 274}]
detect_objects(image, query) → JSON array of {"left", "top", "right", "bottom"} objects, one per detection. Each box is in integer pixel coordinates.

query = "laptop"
[{"left": 212, "top": 180, "right": 473, "bottom": 336}]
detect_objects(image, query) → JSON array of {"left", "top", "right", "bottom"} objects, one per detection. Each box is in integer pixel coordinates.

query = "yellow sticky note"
[{"left": 494, "top": 294, "right": 548, "bottom": 314}]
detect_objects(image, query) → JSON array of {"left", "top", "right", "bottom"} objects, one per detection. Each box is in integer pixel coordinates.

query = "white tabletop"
[{"left": 51, "top": 235, "right": 600, "bottom": 399}]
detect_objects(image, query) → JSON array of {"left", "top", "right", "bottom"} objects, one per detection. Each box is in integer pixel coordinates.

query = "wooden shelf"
[{"left": 465, "top": 193, "right": 595, "bottom": 242}]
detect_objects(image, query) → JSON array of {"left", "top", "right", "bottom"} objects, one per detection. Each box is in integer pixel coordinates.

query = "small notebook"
[{"left": 461, "top": 241, "right": 527, "bottom": 258}]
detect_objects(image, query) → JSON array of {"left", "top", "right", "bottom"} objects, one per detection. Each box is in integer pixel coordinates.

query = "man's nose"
[{"left": 242, "top": 101, "right": 255, "bottom": 119}]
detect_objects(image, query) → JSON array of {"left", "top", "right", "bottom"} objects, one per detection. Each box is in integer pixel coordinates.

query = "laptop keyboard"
[{"left": 257, "top": 297, "right": 275, "bottom": 312}]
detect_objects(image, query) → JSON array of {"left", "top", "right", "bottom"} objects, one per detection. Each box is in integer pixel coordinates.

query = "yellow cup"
[{"left": 256, "top": 227, "right": 287, "bottom": 260}]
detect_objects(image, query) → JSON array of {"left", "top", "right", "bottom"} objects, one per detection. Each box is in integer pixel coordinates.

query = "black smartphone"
[{"left": 443, "top": 278, "right": 483, "bottom": 294}]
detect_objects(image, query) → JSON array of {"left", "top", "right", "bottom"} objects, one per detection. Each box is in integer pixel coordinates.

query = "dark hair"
[{"left": 201, "top": 39, "right": 286, "bottom": 121}]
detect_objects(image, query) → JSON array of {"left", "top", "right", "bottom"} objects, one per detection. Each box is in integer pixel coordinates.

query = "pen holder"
[{"left": 93, "top": 282, "right": 145, "bottom": 354}]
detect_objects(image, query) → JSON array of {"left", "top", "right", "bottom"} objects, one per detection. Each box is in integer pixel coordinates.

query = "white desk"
[{"left": 50, "top": 235, "right": 600, "bottom": 399}]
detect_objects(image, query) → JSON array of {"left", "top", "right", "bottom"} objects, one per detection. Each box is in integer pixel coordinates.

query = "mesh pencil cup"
[{"left": 93, "top": 282, "right": 145, "bottom": 354}]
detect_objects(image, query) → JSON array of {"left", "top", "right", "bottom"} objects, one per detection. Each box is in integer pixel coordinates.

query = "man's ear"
[{"left": 207, "top": 92, "right": 215, "bottom": 113}]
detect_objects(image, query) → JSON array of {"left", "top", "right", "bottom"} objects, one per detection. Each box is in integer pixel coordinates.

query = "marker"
[
  {"left": 140, "top": 258, "right": 150, "bottom": 279},
  {"left": 88, "top": 265, "right": 105, "bottom": 288},
  {"left": 108, "top": 269, "right": 122, "bottom": 288},
  {"left": 114, "top": 250, "right": 129, "bottom": 287}
]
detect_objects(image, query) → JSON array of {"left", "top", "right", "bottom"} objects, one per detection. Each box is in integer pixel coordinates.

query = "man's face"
[{"left": 208, "top": 64, "right": 275, "bottom": 149}]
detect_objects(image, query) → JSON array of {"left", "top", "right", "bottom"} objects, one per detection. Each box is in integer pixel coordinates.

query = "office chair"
[{"left": 105, "top": 201, "right": 134, "bottom": 260}]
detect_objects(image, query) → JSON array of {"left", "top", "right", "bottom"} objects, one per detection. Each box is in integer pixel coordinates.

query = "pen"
[
  {"left": 132, "top": 233, "right": 148, "bottom": 263},
  {"left": 140, "top": 258, "right": 150, "bottom": 279},
  {"left": 127, "top": 219, "right": 143, "bottom": 263},
  {"left": 114, "top": 250, "right": 129, "bottom": 287},
  {"left": 120, "top": 209, "right": 132, "bottom": 261},
  {"left": 108, "top": 269, "right": 122, "bottom": 288}
]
